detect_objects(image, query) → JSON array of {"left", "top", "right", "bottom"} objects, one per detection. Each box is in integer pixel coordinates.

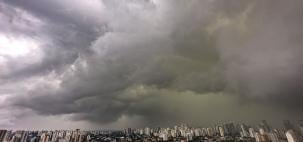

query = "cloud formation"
[{"left": 1, "top": 0, "right": 303, "bottom": 129}]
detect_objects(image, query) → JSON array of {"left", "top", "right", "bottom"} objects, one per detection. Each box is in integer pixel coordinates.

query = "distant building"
[
  {"left": 260, "top": 120, "right": 271, "bottom": 132},
  {"left": 206, "top": 127, "right": 213, "bottom": 137},
  {"left": 248, "top": 128, "right": 255, "bottom": 138},
  {"left": 240, "top": 124, "right": 249, "bottom": 137},
  {"left": 0, "top": 130, "right": 7, "bottom": 142},
  {"left": 159, "top": 132, "right": 168, "bottom": 141},
  {"left": 193, "top": 128, "right": 200, "bottom": 137},
  {"left": 286, "top": 130, "right": 300, "bottom": 142},
  {"left": 127, "top": 128, "right": 132, "bottom": 135},
  {"left": 254, "top": 132, "right": 261, "bottom": 142},
  {"left": 139, "top": 129, "right": 144, "bottom": 135},
  {"left": 39, "top": 133, "right": 48, "bottom": 142},
  {"left": 219, "top": 126, "right": 225, "bottom": 137},
  {"left": 259, "top": 128, "right": 265, "bottom": 135},
  {"left": 144, "top": 127, "right": 150, "bottom": 136},
  {"left": 268, "top": 132, "right": 279, "bottom": 142}
]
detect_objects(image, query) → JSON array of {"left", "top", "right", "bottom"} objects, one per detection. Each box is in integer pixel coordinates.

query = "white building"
[
  {"left": 268, "top": 132, "right": 279, "bottom": 142},
  {"left": 144, "top": 127, "right": 150, "bottom": 136},
  {"left": 248, "top": 128, "right": 255, "bottom": 138},
  {"left": 219, "top": 127, "right": 225, "bottom": 137},
  {"left": 286, "top": 130, "right": 299, "bottom": 142}
]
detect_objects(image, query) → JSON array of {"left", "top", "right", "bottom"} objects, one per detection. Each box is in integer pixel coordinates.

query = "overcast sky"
[{"left": 0, "top": 0, "right": 303, "bottom": 130}]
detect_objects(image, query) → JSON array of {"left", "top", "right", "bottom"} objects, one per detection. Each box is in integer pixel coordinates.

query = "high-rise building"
[
  {"left": 259, "top": 128, "right": 265, "bottom": 135},
  {"left": 171, "top": 129, "right": 177, "bottom": 138},
  {"left": 260, "top": 134, "right": 270, "bottom": 142},
  {"left": 254, "top": 132, "right": 261, "bottom": 142},
  {"left": 3, "top": 130, "right": 12, "bottom": 142},
  {"left": 206, "top": 127, "right": 213, "bottom": 137},
  {"left": 139, "top": 129, "right": 144, "bottom": 135},
  {"left": 248, "top": 128, "right": 255, "bottom": 138},
  {"left": 127, "top": 128, "right": 132, "bottom": 135},
  {"left": 223, "top": 123, "right": 237, "bottom": 136},
  {"left": 144, "top": 127, "right": 150, "bottom": 136},
  {"left": 193, "top": 128, "right": 200, "bottom": 137},
  {"left": 286, "top": 130, "right": 300, "bottom": 142},
  {"left": 240, "top": 124, "right": 249, "bottom": 137},
  {"left": 219, "top": 127, "right": 225, "bottom": 137},
  {"left": 20, "top": 131, "right": 28, "bottom": 142},
  {"left": 13, "top": 131, "right": 28, "bottom": 142},
  {"left": 200, "top": 128, "right": 206, "bottom": 137},
  {"left": 260, "top": 120, "right": 271, "bottom": 132},
  {"left": 257, "top": 128, "right": 271, "bottom": 142},
  {"left": 73, "top": 129, "right": 81, "bottom": 142},
  {"left": 185, "top": 131, "right": 193, "bottom": 141},
  {"left": 39, "top": 133, "right": 48, "bottom": 142},
  {"left": 0, "top": 130, "right": 7, "bottom": 142},
  {"left": 159, "top": 132, "right": 168, "bottom": 141},
  {"left": 268, "top": 132, "right": 279, "bottom": 142}
]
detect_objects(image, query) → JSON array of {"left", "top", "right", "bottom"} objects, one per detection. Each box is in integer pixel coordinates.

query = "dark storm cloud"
[
  {"left": 3, "top": 0, "right": 107, "bottom": 34},
  {"left": 0, "top": 0, "right": 108, "bottom": 81},
  {"left": 216, "top": 0, "right": 303, "bottom": 109},
  {"left": 2, "top": 0, "right": 303, "bottom": 127},
  {"left": 0, "top": 3, "right": 36, "bottom": 37}
]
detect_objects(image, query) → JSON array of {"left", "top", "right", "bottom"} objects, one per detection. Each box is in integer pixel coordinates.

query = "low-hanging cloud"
[{"left": 1, "top": 0, "right": 303, "bottom": 128}]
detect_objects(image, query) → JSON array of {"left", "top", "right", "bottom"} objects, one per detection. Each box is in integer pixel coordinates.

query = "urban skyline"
[
  {"left": 1, "top": 0, "right": 303, "bottom": 135},
  {"left": 1, "top": 120, "right": 303, "bottom": 142}
]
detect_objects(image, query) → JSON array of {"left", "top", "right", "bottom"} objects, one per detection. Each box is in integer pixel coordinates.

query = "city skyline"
[
  {"left": 0, "top": 0, "right": 303, "bottom": 130},
  {"left": 1, "top": 120, "right": 303, "bottom": 142}
]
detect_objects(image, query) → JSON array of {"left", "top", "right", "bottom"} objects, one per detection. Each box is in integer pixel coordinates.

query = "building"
[
  {"left": 240, "top": 124, "right": 249, "bottom": 137},
  {"left": 268, "top": 132, "right": 279, "bottom": 142},
  {"left": 144, "top": 127, "right": 150, "bottom": 136},
  {"left": 219, "top": 127, "right": 225, "bottom": 137},
  {"left": 248, "top": 128, "right": 255, "bottom": 138},
  {"left": 0, "top": 130, "right": 7, "bottom": 142},
  {"left": 254, "top": 132, "right": 261, "bottom": 142},
  {"left": 260, "top": 120, "right": 271, "bottom": 132},
  {"left": 286, "top": 130, "right": 300, "bottom": 142}
]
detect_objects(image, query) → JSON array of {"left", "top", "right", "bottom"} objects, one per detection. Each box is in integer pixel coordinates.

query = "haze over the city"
[{"left": 0, "top": 0, "right": 303, "bottom": 130}]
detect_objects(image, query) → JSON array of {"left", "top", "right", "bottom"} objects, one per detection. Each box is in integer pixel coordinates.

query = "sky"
[{"left": 0, "top": 0, "right": 303, "bottom": 130}]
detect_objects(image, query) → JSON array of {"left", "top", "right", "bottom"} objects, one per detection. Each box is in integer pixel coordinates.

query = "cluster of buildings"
[
  {"left": 1, "top": 120, "right": 303, "bottom": 142},
  {"left": 125, "top": 120, "right": 303, "bottom": 142},
  {"left": 0, "top": 129, "right": 86, "bottom": 142}
]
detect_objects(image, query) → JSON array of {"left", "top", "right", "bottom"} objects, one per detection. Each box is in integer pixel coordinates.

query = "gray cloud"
[
  {"left": 1, "top": 0, "right": 303, "bottom": 128},
  {"left": 217, "top": 0, "right": 303, "bottom": 109},
  {"left": 0, "top": 0, "right": 107, "bottom": 82}
]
